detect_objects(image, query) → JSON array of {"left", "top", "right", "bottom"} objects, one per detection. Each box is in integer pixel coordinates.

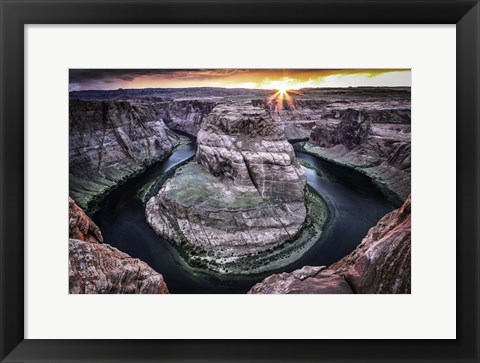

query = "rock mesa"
[{"left": 146, "top": 100, "right": 307, "bottom": 273}]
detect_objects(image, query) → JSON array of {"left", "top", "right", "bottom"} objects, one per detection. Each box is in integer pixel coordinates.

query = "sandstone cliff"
[
  {"left": 259, "top": 88, "right": 411, "bottom": 203},
  {"left": 69, "top": 99, "right": 180, "bottom": 211},
  {"left": 305, "top": 106, "right": 411, "bottom": 203},
  {"left": 156, "top": 100, "right": 217, "bottom": 136},
  {"left": 298, "top": 89, "right": 411, "bottom": 203},
  {"left": 69, "top": 88, "right": 410, "bottom": 208},
  {"left": 248, "top": 195, "right": 411, "bottom": 294},
  {"left": 68, "top": 196, "right": 103, "bottom": 244},
  {"left": 68, "top": 197, "right": 169, "bottom": 294},
  {"left": 146, "top": 100, "right": 309, "bottom": 274},
  {"left": 69, "top": 239, "right": 169, "bottom": 294}
]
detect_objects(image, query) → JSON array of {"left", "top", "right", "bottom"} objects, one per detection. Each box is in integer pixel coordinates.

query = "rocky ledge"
[
  {"left": 248, "top": 195, "right": 411, "bottom": 294},
  {"left": 146, "top": 100, "right": 314, "bottom": 274},
  {"left": 68, "top": 197, "right": 169, "bottom": 294}
]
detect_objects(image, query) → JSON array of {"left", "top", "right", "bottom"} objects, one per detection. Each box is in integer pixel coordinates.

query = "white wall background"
[{"left": 25, "top": 25, "right": 456, "bottom": 339}]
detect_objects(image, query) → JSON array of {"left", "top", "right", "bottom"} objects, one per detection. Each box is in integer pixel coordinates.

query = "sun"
[{"left": 276, "top": 85, "right": 289, "bottom": 94}]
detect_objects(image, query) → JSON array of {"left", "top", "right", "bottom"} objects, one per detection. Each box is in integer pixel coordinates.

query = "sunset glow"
[{"left": 69, "top": 69, "right": 411, "bottom": 92}]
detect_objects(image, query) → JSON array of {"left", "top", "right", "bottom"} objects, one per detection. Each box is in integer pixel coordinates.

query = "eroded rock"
[
  {"left": 69, "top": 100, "right": 180, "bottom": 211},
  {"left": 68, "top": 196, "right": 169, "bottom": 294},
  {"left": 248, "top": 195, "right": 411, "bottom": 294},
  {"left": 146, "top": 100, "right": 308, "bottom": 273},
  {"left": 69, "top": 196, "right": 103, "bottom": 244},
  {"left": 69, "top": 239, "right": 169, "bottom": 294},
  {"left": 306, "top": 103, "right": 411, "bottom": 203}
]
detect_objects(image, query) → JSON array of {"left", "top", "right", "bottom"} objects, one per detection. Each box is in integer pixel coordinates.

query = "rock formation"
[
  {"left": 69, "top": 196, "right": 103, "bottom": 244},
  {"left": 68, "top": 196, "right": 169, "bottom": 294},
  {"left": 305, "top": 106, "right": 411, "bottom": 203},
  {"left": 156, "top": 100, "right": 217, "bottom": 135},
  {"left": 69, "top": 239, "right": 169, "bottom": 294},
  {"left": 248, "top": 195, "right": 411, "bottom": 294},
  {"left": 69, "top": 99, "right": 180, "bottom": 211},
  {"left": 292, "top": 88, "right": 411, "bottom": 203},
  {"left": 146, "top": 100, "right": 308, "bottom": 273},
  {"left": 69, "top": 88, "right": 411, "bottom": 207}
]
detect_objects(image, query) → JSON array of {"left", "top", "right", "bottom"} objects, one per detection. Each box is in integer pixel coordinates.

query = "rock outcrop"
[
  {"left": 299, "top": 89, "right": 411, "bottom": 203},
  {"left": 248, "top": 195, "right": 411, "bottom": 294},
  {"left": 146, "top": 100, "right": 308, "bottom": 273},
  {"left": 69, "top": 196, "right": 103, "bottom": 244},
  {"left": 69, "top": 238, "right": 169, "bottom": 294},
  {"left": 156, "top": 100, "right": 217, "bottom": 136},
  {"left": 68, "top": 196, "right": 169, "bottom": 294},
  {"left": 259, "top": 88, "right": 411, "bottom": 203},
  {"left": 69, "top": 99, "right": 180, "bottom": 211}
]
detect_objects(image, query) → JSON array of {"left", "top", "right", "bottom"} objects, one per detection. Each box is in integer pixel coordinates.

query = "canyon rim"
[{"left": 69, "top": 69, "right": 411, "bottom": 294}]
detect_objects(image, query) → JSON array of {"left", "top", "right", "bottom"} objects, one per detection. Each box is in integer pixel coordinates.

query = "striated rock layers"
[
  {"left": 69, "top": 196, "right": 103, "bottom": 244},
  {"left": 249, "top": 195, "right": 411, "bottom": 294},
  {"left": 68, "top": 197, "right": 169, "bottom": 294},
  {"left": 305, "top": 105, "right": 411, "bottom": 204},
  {"left": 146, "top": 100, "right": 308, "bottom": 273},
  {"left": 155, "top": 99, "right": 217, "bottom": 136},
  {"left": 69, "top": 239, "right": 169, "bottom": 294},
  {"left": 69, "top": 99, "right": 180, "bottom": 211}
]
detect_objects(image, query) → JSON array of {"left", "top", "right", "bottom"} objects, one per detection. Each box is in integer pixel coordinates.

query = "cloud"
[{"left": 69, "top": 69, "right": 411, "bottom": 91}]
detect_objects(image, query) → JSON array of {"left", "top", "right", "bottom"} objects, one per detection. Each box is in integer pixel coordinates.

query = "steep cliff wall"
[
  {"left": 156, "top": 100, "right": 217, "bottom": 136},
  {"left": 305, "top": 106, "right": 411, "bottom": 203},
  {"left": 69, "top": 100, "right": 180, "bottom": 211}
]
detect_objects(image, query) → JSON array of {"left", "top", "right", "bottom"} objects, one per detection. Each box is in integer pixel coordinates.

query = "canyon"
[{"left": 69, "top": 86, "right": 411, "bottom": 293}]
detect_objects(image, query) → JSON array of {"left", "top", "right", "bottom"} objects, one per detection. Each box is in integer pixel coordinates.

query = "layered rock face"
[
  {"left": 69, "top": 100, "right": 180, "bottom": 211},
  {"left": 156, "top": 100, "right": 217, "bottom": 136},
  {"left": 70, "top": 87, "right": 270, "bottom": 137},
  {"left": 69, "top": 196, "right": 103, "bottom": 244},
  {"left": 68, "top": 196, "right": 169, "bottom": 294},
  {"left": 146, "top": 101, "right": 307, "bottom": 273},
  {"left": 69, "top": 239, "right": 169, "bottom": 294},
  {"left": 298, "top": 88, "right": 411, "bottom": 203},
  {"left": 262, "top": 97, "right": 324, "bottom": 140},
  {"left": 195, "top": 102, "right": 306, "bottom": 200},
  {"left": 249, "top": 195, "right": 411, "bottom": 294}
]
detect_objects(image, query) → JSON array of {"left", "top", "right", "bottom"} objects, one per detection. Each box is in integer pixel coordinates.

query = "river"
[{"left": 93, "top": 142, "right": 394, "bottom": 293}]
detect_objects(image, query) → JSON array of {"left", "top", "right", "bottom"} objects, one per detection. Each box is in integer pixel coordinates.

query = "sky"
[{"left": 69, "top": 69, "right": 411, "bottom": 92}]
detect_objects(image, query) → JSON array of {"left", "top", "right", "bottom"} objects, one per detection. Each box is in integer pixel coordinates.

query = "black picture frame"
[{"left": 1, "top": 0, "right": 479, "bottom": 362}]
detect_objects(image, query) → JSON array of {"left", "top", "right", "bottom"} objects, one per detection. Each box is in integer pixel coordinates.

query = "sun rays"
[{"left": 267, "top": 88, "right": 297, "bottom": 112}]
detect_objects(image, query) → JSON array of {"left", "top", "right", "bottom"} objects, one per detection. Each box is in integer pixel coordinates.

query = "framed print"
[{"left": 1, "top": 0, "right": 479, "bottom": 362}]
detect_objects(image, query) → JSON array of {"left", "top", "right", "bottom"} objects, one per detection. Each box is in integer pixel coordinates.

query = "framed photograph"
[{"left": 1, "top": 0, "right": 478, "bottom": 362}]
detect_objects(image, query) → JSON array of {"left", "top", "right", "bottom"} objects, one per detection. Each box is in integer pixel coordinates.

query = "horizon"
[
  {"left": 69, "top": 84, "right": 411, "bottom": 93},
  {"left": 69, "top": 69, "right": 411, "bottom": 92}
]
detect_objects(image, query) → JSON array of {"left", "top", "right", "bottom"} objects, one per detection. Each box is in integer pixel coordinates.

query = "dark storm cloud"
[{"left": 69, "top": 69, "right": 246, "bottom": 83}]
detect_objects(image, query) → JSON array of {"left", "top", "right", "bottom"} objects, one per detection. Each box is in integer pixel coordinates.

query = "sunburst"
[{"left": 267, "top": 88, "right": 296, "bottom": 112}]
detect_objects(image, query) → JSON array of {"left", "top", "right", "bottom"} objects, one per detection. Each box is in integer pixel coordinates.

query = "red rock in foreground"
[
  {"left": 69, "top": 238, "right": 169, "bottom": 294},
  {"left": 68, "top": 196, "right": 169, "bottom": 294},
  {"left": 69, "top": 196, "right": 103, "bottom": 244},
  {"left": 248, "top": 195, "right": 411, "bottom": 294}
]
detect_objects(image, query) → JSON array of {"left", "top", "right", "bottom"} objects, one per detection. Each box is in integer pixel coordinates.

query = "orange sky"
[{"left": 69, "top": 69, "right": 411, "bottom": 91}]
